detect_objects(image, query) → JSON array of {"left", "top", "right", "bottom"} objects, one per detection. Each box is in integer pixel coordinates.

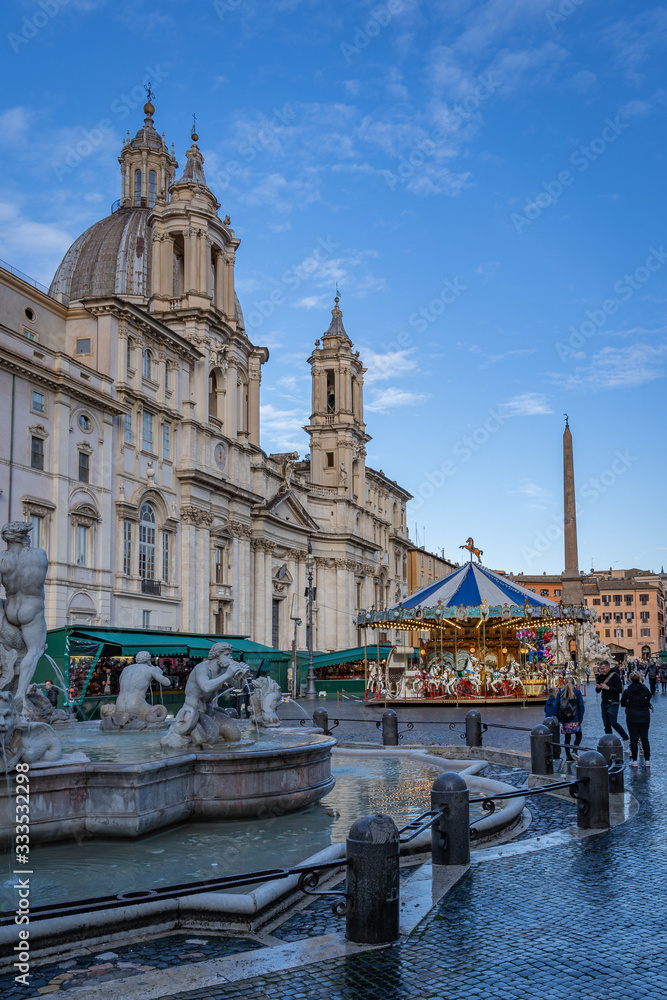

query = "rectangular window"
[
  {"left": 124, "top": 411, "right": 132, "bottom": 444},
  {"left": 553, "top": 589, "right": 561, "bottom": 597},
  {"left": 640, "top": 594, "right": 649, "bottom": 605},
  {"left": 272, "top": 598, "right": 280, "bottom": 649},
  {"left": 76, "top": 338, "right": 91, "bottom": 355},
  {"left": 593, "top": 598, "right": 601, "bottom": 606},
  {"left": 614, "top": 613, "right": 622, "bottom": 622},
  {"left": 75, "top": 524, "right": 89, "bottom": 567},
  {"left": 123, "top": 520, "right": 132, "bottom": 575},
  {"left": 641, "top": 628, "right": 650, "bottom": 637},
  {"left": 215, "top": 546, "right": 224, "bottom": 585},
  {"left": 625, "top": 595, "right": 633, "bottom": 605},
  {"left": 615, "top": 628, "right": 623, "bottom": 638},
  {"left": 326, "top": 452, "right": 335, "bottom": 468},
  {"left": 602, "top": 595, "right": 611, "bottom": 605},
  {"left": 29, "top": 514, "right": 43, "bottom": 549},
  {"left": 142, "top": 411, "right": 154, "bottom": 451},
  {"left": 126, "top": 339, "right": 133, "bottom": 371},
  {"left": 626, "top": 612, "right": 634, "bottom": 621},
  {"left": 613, "top": 595, "right": 622, "bottom": 605},
  {"left": 23, "top": 328, "right": 38, "bottom": 342},
  {"left": 32, "top": 391, "right": 45, "bottom": 413},
  {"left": 163, "top": 423, "right": 171, "bottom": 461},
  {"left": 603, "top": 613, "right": 611, "bottom": 623},
  {"left": 641, "top": 611, "right": 650, "bottom": 622},
  {"left": 605, "top": 628, "right": 610, "bottom": 638},
  {"left": 142, "top": 610, "right": 151, "bottom": 629},
  {"left": 30, "top": 435, "right": 44, "bottom": 470},
  {"left": 162, "top": 532, "right": 170, "bottom": 583},
  {"left": 78, "top": 451, "right": 90, "bottom": 484},
  {"left": 627, "top": 628, "right": 633, "bottom": 638}
]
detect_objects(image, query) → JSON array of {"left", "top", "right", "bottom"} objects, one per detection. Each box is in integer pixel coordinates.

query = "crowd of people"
[{"left": 545, "top": 657, "right": 659, "bottom": 767}]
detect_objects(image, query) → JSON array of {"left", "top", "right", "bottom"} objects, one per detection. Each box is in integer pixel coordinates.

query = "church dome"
[{"left": 49, "top": 206, "right": 152, "bottom": 302}]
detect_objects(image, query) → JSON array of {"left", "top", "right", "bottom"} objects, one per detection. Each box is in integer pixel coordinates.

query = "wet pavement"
[{"left": 4, "top": 688, "right": 662, "bottom": 999}]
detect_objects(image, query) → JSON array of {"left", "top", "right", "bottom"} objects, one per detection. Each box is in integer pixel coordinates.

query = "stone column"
[
  {"left": 161, "top": 237, "right": 174, "bottom": 297},
  {"left": 224, "top": 252, "right": 235, "bottom": 318},
  {"left": 225, "top": 363, "right": 238, "bottom": 437},
  {"left": 185, "top": 228, "right": 197, "bottom": 293},
  {"left": 151, "top": 234, "right": 162, "bottom": 296},
  {"left": 198, "top": 232, "right": 209, "bottom": 296},
  {"left": 248, "top": 371, "right": 260, "bottom": 447},
  {"left": 215, "top": 252, "right": 224, "bottom": 311},
  {"left": 251, "top": 537, "right": 264, "bottom": 640}
]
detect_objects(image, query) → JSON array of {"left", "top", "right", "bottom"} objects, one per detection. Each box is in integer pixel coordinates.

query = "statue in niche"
[
  {"left": 248, "top": 676, "right": 283, "bottom": 728},
  {"left": 0, "top": 692, "right": 88, "bottom": 771},
  {"left": 0, "top": 522, "right": 48, "bottom": 711},
  {"left": 161, "top": 642, "right": 249, "bottom": 750},
  {"left": 100, "top": 651, "right": 172, "bottom": 731}
]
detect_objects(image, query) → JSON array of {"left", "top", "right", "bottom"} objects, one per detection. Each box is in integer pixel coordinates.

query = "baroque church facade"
[{"left": 0, "top": 99, "right": 412, "bottom": 651}]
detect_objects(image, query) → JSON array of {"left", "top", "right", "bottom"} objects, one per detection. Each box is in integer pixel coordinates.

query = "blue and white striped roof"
[{"left": 395, "top": 563, "right": 558, "bottom": 610}]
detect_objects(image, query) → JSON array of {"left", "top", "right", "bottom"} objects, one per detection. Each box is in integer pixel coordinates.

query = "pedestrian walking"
[
  {"left": 44, "top": 679, "right": 60, "bottom": 708},
  {"left": 556, "top": 675, "right": 585, "bottom": 762},
  {"left": 660, "top": 663, "right": 667, "bottom": 695},
  {"left": 646, "top": 660, "right": 658, "bottom": 696},
  {"left": 621, "top": 670, "right": 653, "bottom": 767},
  {"left": 595, "top": 660, "right": 629, "bottom": 743}
]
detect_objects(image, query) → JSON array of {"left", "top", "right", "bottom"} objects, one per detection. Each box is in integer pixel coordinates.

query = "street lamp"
[{"left": 305, "top": 540, "right": 317, "bottom": 700}]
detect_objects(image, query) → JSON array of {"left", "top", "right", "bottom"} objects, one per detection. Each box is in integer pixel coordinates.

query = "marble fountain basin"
[{"left": 0, "top": 723, "right": 336, "bottom": 851}]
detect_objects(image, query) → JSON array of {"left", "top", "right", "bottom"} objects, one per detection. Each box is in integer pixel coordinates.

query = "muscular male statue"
[
  {"left": 0, "top": 522, "right": 48, "bottom": 710},
  {"left": 161, "top": 642, "right": 249, "bottom": 749}
]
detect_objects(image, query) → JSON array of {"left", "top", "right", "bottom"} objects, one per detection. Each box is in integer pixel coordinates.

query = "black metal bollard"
[
  {"left": 597, "top": 735, "right": 624, "bottom": 793},
  {"left": 544, "top": 716, "right": 561, "bottom": 760},
  {"left": 465, "top": 709, "right": 482, "bottom": 748},
  {"left": 530, "top": 724, "right": 554, "bottom": 776},
  {"left": 575, "top": 750, "right": 610, "bottom": 829},
  {"left": 431, "top": 772, "right": 470, "bottom": 866},
  {"left": 312, "top": 707, "right": 330, "bottom": 735},
  {"left": 382, "top": 709, "right": 398, "bottom": 746},
  {"left": 346, "top": 813, "right": 400, "bottom": 944}
]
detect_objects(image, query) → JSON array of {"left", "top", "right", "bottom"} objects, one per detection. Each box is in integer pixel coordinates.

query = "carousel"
[{"left": 358, "top": 541, "right": 607, "bottom": 704}]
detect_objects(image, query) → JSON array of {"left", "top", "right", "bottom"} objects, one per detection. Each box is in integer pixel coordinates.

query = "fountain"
[{"left": 0, "top": 524, "right": 336, "bottom": 851}]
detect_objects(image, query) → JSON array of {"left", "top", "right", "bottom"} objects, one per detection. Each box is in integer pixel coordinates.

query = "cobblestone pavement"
[{"left": 156, "top": 692, "right": 664, "bottom": 1000}]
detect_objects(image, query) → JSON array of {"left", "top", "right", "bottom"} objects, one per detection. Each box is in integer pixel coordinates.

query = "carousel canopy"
[{"left": 396, "top": 563, "right": 558, "bottom": 611}]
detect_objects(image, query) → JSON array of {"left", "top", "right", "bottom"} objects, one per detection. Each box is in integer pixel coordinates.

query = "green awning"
[
  {"left": 67, "top": 630, "right": 284, "bottom": 660},
  {"left": 312, "top": 644, "right": 397, "bottom": 670}
]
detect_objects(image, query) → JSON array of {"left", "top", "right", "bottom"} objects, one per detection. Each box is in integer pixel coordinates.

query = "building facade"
[
  {"left": 0, "top": 99, "right": 412, "bottom": 652},
  {"left": 510, "top": 569, "right": 667, "bottom": 657},
  {"left": 407, "top": 547, "right": 457, "bottom": 595}
]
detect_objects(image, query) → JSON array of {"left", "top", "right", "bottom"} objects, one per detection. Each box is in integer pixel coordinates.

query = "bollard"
[
  {"left": 530, "top": 724, "right": 554, "bottom": 776},
  {"left": 597, "top": 734, "right": 624, "bottom": 793},
  {"left": 346, "top": 813, "right": 400, "bottom": 944},
  {"left": 382, "top": 709, "right": 398, "bottom": 746},
  {"left": 465, "top": 709, "right": 483, "bottom": 748},
  {"left": 544, "top": 716, "right": 561, "bottom": 760},
  {"left": 312, "top": 707, "right": 329, "bottom": 735},
  {"left": 431, "top": 772, "right": 470, "bottom": 866},
  {"left": 575, "top": 750, "right": 610, "bottom": 829}
]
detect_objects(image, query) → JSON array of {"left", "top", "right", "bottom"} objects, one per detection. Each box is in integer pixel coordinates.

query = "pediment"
[{"left": 261, "top": 490, "right": 319, "bottom": 530}]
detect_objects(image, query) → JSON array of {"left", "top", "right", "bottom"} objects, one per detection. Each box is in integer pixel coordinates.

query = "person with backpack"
[
  {"left": 557, "top": 675, "right": 585, "bottom": 761},
  {"left": 621, "top": 670, "right": 653, "bottom": 767}
]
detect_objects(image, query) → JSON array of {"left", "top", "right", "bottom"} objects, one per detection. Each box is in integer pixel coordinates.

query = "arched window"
[
  {"left": 209, "top": 371, "right": 218, "bottom": 419},
  {"left": 143, "top": 349, "right": 154, "bottom": 380},
  {"left": 148, "top": 170, "right": 157, "bottom": 206},
  {"left": 134, "top": 169, "right": 142, "bottom": 206},
  {"left": 139, "top": 503, "right": 156, "bottom": 580}
]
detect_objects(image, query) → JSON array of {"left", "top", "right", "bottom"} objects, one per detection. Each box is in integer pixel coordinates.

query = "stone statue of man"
[{"left": 0, "top": 521, "right": 48, "bottom": 710}]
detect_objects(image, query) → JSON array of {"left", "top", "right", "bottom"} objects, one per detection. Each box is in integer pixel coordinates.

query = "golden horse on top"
[{"left": 460, "top": 537, "right": 483, "bottom": 564}]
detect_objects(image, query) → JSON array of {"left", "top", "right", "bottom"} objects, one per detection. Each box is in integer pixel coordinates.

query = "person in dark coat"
[
  {"left": 646, "top": 660, "right": 658, "bottom": 696},
  {"left": 596, "top": 660, "right": 629, "bottom": 742},
  {"left": 556, "top": 675, "right": 585, "bottom": 762},
  {"left": 44, "top": 680, "right": 59, "bottom": 708},
  {"left": 621, "top": 671, "right": 653, "bottom": 767},
  {"left": 660, "top": 663, "right": 667, "bottom": 695},
  {"left": 544, "top": 687, "right": 559, "bottom": 720}
]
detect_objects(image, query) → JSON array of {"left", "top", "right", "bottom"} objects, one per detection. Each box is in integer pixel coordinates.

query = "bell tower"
[{"left": 305, "top": 295, "right": 370, "bottom": 501}]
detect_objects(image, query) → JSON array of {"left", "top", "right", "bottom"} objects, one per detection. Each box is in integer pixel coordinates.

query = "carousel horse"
[
  {"left": 490, "top": 668, "right": 504, "bottom": 696},
  {"left": 459, "top": 538, "right": 483, "bottom": 564}
]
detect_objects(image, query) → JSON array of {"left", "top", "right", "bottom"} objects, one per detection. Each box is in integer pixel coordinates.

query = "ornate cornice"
[{"left": 181, "top": 505, "right": 214, "bottom": 527}]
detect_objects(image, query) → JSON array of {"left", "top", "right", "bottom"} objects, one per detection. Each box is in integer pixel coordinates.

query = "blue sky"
[{"left": 1, "top": 0, "right": 666, "bottom": 575}]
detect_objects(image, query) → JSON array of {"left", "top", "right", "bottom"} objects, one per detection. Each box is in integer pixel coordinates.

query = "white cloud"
[
  {"left": 295, "top": 294, "right": 330, "bottom": 309},
  {"left": 365, "top": 386, "right": 430, "bottom": 413},
  {"left": 550, "top": 344, "right": 667, "bottom": 391},
  {"left": 360, "top": 347, "right": 418, "bottom": 383},
  {"left": 0, "top": 200, "right": 73, "bottom": 286},
  {"left": 259, "top": 403, "right": 309, "bottom": 452},
  {"left": 508, "top": 480, "right": 552, "bottom": 510},
  {"left": 498, "top": 393, "right": 552, "bottom": 417}
]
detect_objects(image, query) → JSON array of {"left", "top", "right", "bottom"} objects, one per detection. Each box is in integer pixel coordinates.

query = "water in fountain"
[{"left": 281, "top": 698, "right": 313, "bottom": 723}]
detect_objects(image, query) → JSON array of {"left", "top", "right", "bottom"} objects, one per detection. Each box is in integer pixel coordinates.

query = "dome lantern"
[{"left": 118, "top": 85, "right": 178, "bottom": 211}]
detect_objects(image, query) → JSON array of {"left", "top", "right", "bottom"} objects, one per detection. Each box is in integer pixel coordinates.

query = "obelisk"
[{"left": 561, "top": 416, "right": 584, "bottom": 605}]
